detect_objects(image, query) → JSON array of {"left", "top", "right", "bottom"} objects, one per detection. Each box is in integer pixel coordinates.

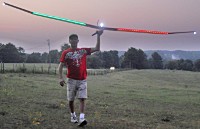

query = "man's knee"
[
  {"left": 79, "top": 98, "right": 85, "bottom": 102},
  {"left": 69, "top": 101, "right": 74, "bottom": 104}
]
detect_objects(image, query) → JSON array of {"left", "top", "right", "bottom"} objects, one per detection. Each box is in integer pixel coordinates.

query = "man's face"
[{"left": 69, "top": 37, "right": 79, "bottom": 47}]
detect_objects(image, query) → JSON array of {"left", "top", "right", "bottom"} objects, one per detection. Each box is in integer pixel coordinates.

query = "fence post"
[
  {"left": 15, "top": 64, "right": 17, "bottom": 72},
  {"left": 41, "top": 65, "right": 43, "bottom": 73},
  {"left": 22, "top": 63, "right": 25, "bottom": 73},
  {"left": 0, "top": 62, "right": 2, "bottom": 73},
  {"left": 55, "top": 67, "right": 56, "bottom": 75},
  {"left": 3, "top": 62, "right": 4, "bottom": 73},
  {"left": 32, "top": 64, "right": 35, "bottom": 74},
  {"left": 48, "top": 66, "right": 50, "bottom": 74},
  {"left": 13, "top": 64, "right": 15, "bottom": 72}
]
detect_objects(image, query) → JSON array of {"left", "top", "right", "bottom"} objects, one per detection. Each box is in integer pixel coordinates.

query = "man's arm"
[
  {"left": 91, "top": 30, "right": 103, "bottom": 53},
  {"left": 58, "top": 62, "right": 65, "bottom": 87}
]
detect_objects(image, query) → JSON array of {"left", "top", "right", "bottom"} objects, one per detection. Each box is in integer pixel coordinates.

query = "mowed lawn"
[{"left": 0, "top": 70, "right": 200, "bottom": 129}]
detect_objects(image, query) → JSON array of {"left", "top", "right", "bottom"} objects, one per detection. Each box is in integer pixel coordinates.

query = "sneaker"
[
  {"left": 78, "top": 118, "right": 87, "bottom": 127},
  {"left": 71, "top": 116, "right": 78, "bottom": 123}
]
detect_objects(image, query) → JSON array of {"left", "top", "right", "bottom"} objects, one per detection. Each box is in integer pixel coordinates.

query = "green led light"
[{"left": 32, "top": 12, "right": 86, "bottom": 26}]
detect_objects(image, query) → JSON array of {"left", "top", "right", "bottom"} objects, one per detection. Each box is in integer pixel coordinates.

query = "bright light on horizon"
[
  {"left": 2, "top": 2, "right": 5, "bottom": 6},
  {"left": 194, "top": 31, "right": 197, "bottom": 35}
]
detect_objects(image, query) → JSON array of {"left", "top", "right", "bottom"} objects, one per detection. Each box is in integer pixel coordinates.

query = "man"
[{"left": 58, "top": 30, "right": 103, "bottom": 126}]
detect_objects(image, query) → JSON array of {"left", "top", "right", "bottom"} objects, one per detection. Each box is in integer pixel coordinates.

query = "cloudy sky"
[{"left": 1, "top": 0, "right": 200, "bottom": 53}]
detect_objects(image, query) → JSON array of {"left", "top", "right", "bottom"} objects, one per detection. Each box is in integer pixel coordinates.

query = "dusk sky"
[{"left": 1, "top": 0, "right": 200, "bottom": 53}]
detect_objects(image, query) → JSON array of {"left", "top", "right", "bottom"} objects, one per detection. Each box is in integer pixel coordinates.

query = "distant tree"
[
  {"left": 151, "top": 52, "right": 163, "bottom": 69},
  {"left": 26, "top": 52, "right": 42, "bottom": 63},
  {"left": 119, "top": 55, "right": 125, "bottom": 68},
  {"left": 194, "top": 59, "right": 200, "bottom": 71},
  {"left": 17, "top": 47, "right": 26, "bottom": 62},
  {"left": 182, "top": 59, "right": 193, "bottom": 71},
  {"left": 18, "top": 47, "right": 25, "bottom": 53},
  {"left": 61, "top": 43, "right": 70, "bottom": 52},
  {"left": 148, "top": 58, "right": 154, "bottom": 69},
  {"left": 87, "top": 55, "right": 102, "bottom": 69},
  {"left": 0, "top": 43, "right": 21, "bottom": 63},
  {"left": 101, "top": 51, "right": 113, "bottom": 68},
  {"left": 0, "top": 43, "right": 5, "bottom": 62},
  {"left": 165, "top": 60, "right": 177, "bottom": 70},
  {"left": 177, "top": 59, "right": 184, "bottom": 70},
  {"left": 137, "top": 49, "right": 148, "bottom": 69},
  {"left": 0, "top": 43, "right": 3, "bottom": 49},
  {"left": 98, "top": 50, "right": 120, "bottom": 68},
  {"left": 49, "top": 50, "right": 59, "bottom": 63},
  {"left": 122, "top": 47, "right": 147, "bottom": 69},
  {"left": 109, "top": 50, "right": 120, "bottom": 68},
  {"left": 123, "top": 47, "right": 138, "bottom": 68},
  {"left": 41, "top": 52, "right": 48, "bottom": 63},
  {"left": 175, "top": 59, "right": 193, "bottom": 71}
]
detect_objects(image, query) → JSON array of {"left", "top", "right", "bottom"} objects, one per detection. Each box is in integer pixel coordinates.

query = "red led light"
[{"left": 117, "top": 28, "right": 168, "bottom": 35}]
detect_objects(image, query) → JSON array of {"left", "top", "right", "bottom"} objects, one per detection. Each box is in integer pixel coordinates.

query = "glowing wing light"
[
  {"left": 3, "top": 2, "right": 196, "bottom": 35},
  {"left": 100, "top": 23, "right": 104, "bottom": 27}
]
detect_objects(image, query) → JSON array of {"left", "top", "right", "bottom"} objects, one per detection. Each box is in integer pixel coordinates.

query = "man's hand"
[
  {"left": 59, "top": 79, "right": 66, "bottom": 87},
  {"left": 92, "top": 30, "right": 104, "bottom": 36},
  {"left": 97, "top": 30, "right": 103, "bottom": 36}
]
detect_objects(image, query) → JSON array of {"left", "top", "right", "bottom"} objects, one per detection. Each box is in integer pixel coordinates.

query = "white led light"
[
  {"left": 2, "top": 2, "right": 5, "bottom": 6},
  {"left": 100, "top": 23, "right": 104, "bottom": 27},
  {"left": 194, "top": 32, "right": 197, "bottom": 35}
]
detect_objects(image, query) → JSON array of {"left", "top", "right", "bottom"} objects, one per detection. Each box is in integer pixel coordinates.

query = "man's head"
[
  {"left": 69, "top": 34, "right": 78, "bottom": 40},
  {"left": 69, "top": 34, "right": 79, "bottom": 49}
]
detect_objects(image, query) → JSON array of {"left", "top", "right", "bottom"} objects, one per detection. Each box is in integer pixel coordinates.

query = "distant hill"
[{"left": 118, "top": 50, "right": 200, "bottom": 61}]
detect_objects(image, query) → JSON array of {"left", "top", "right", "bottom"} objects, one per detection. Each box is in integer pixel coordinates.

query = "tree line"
[{"left": 1, "top": 42, "right": 200, "bottom": 71}]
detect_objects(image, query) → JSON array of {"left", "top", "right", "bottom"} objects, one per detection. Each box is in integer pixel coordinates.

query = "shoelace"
[{"left": 72, "top": 116, "right": 77, "bottom": 120}]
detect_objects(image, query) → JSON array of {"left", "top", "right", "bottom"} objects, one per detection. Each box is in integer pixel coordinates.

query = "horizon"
[{"left": 1, "top": 42, "right": 200, "bottom": 55}]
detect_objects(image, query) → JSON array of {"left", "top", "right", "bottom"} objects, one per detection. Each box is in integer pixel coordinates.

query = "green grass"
[{"left": 0, "top": 70, "right": 200, "bottom": 129}]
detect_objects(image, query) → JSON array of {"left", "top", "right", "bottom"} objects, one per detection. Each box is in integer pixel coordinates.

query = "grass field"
[{"left": 0, "top": 70, "right": 200, "bottom": 129}]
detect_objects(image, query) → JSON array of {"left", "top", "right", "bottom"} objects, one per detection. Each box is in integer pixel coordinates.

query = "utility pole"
[{"left": 47, "top": 39, "right": 51, "bottom": 68}]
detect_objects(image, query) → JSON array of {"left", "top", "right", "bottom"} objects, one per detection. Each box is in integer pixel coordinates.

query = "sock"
[
  {"left": 80, "top": 113, "right": 85, "bottom": 119},
  {"left": 71, "top": 112, "right": 76, "bottom": 117}
]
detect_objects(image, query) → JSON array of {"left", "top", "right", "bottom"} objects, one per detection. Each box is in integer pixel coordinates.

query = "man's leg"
[
  {"left": 77, "top": 80, "right": 87, "bottom": 126},
  {"left": 67, "top": 78, "right": 78, "bottom": 123},
  {"left": 79, "top": 98, "right": 85, "bottom": 113},
  {"left": 78, "top": 98, "right": 87, "bottom": 126},
  {"left": 78, "top": 80, "right": 87, "bottom": 113},
  {"left": 69, "top": 100, "right": 78, "bottom": 123},
  {"left": 69, "top": 101, "right": 74, "bottom": 113}
]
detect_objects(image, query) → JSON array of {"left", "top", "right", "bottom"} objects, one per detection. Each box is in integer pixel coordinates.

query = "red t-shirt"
[{"left": 60, "top": 48, "right": 91, "bottom": 80}]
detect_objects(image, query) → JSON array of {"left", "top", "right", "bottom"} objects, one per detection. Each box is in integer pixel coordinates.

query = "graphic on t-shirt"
[{"left": 65, "top": 49, "right": 87, "bottom": 67}]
